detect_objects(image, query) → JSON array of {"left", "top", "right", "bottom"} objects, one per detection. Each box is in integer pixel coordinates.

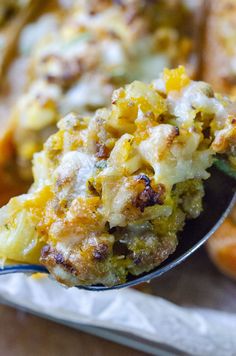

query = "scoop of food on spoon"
[{"left": 0, "top": 67, "right": 236, "bottom": 291}]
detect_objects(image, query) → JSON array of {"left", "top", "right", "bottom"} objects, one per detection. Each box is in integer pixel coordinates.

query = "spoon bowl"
[{"left": 1, "top": 166, "right": 236, "bottom": 290}]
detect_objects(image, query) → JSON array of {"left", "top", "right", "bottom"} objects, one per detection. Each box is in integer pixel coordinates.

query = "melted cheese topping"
[{"left": 0, "top": 67, "right": 235, "bottom": 287}]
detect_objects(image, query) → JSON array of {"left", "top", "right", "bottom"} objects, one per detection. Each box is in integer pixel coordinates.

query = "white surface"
[{"left": 0, "top": 273, "right": 236, "bottom": 356}]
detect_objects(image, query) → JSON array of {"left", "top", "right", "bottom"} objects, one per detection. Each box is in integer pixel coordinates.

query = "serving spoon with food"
[
  {"left": 0, "top": 164, "right": 235, "bottom": 291},
  {"left": 0, "top": 68, "right": 236, "bottom": 291}
]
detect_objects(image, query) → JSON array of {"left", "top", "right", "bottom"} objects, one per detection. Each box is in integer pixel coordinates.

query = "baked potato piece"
[{"left": 0, "top": 67, "right": 235, "bottom": 287}]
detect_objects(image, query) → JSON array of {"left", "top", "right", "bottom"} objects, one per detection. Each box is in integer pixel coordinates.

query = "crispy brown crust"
[
  {"left": 95, "top": 143, "right": 110, "bottom": 159},
  {"left": 40, "top": 231, "right": 178, "bottom": 287},
  {"left": 41, "top": 245, "right": 77, "bottom": 276},
  {"left": 133, "top": 175, "right": 166, "bottom": 212},
  {"left": 92, "top": 243, "right": 109, "bottom": 261}
]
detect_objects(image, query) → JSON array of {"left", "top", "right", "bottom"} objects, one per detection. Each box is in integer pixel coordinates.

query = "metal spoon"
[{"left": 0, "top": 165, "right": 235, "bottom": 290}]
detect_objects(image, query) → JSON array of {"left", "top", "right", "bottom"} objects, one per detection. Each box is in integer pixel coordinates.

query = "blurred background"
[{"left": 0, "top": 1, "right": 236, "bottom": 354}]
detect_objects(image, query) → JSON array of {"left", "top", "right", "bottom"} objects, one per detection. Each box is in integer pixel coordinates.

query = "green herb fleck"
[
  {"left": 4, "top": 224, "right": 9, "bottom": 230},
  {"left": 95, "top": 160, "right": 107, "bottom": 170}
]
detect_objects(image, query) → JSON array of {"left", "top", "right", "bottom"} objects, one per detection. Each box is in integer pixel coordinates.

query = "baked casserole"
[
  {"left": 0, "top": 0, "right": 202, "bottom": 187},
  {"left": 0, "top": 67, "right": 235, "bottom": 287}
]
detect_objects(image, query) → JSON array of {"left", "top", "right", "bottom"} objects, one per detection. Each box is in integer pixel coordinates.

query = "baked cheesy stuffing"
[
  {"left": 1, "top": 0, "right": 201, "bottom": 181},
  {"left": 0, "top": 67, "right": 235, "bottom": 287}
]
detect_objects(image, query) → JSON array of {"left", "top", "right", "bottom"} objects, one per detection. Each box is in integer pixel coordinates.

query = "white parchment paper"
[{"left": 0, "top": 268, "right": 236, "bottom": 356}]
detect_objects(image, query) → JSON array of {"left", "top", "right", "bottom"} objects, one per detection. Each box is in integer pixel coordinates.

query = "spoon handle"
[{"left": 0, "top": 264, "right": 48, "bottom": 275}]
